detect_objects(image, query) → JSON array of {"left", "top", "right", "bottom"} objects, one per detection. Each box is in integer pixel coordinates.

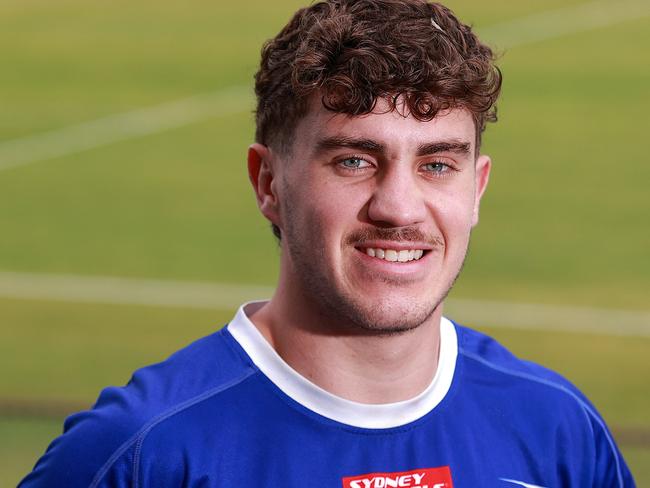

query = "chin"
[{"left": 335, "top": 294, "right": 442, "bottom": 336}]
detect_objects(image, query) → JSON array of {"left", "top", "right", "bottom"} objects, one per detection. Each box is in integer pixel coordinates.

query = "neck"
[{"left": 248, "top": 284, "right": 443, "bottom": 404}]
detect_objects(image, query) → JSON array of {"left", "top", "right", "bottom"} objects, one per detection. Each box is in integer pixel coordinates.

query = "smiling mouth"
[{"left": 362, "top": 247, "right": 427, "bottom": 262}]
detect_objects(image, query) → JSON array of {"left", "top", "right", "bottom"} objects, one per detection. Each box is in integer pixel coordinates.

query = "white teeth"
[
  {"left": 363, "top": 247, "right": 426, "bottom": 262},
  {"left": 385, "top": 250, "right": 398, "bottom": 262}
]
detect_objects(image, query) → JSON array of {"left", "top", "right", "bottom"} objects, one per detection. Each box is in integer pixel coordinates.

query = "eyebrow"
[
  {"left": 314, "top": 136, "right": 472, "bottom": 157},
  {"left": 314, "top": 136, "right": 384, "bottom": 154},
  {"left": 416, "top": 140, "right": 471, "bottom": 156}
]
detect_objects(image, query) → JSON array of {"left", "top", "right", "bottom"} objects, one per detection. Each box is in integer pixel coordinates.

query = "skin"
[{"left": 247, "top": 97, "right": 491, "bottom": 404}]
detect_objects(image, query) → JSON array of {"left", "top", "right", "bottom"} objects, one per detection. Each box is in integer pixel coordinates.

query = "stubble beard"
[{"left": 283, "top": 218, "right": 469, "bottom": 337}]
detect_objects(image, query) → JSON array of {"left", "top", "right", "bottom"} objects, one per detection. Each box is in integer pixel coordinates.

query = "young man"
[{"left": 21, "top": 1, "right": 634, "bottom": 486}]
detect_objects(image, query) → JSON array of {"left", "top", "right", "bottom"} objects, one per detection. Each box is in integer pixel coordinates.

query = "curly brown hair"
[{"left": 254, "top": 0, "right": 502, "bottom": 154}]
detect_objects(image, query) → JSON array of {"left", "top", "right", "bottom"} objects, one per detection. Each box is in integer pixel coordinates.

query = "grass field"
[{"left": 1, "top": 0, "right": 649, "bottom": 486}]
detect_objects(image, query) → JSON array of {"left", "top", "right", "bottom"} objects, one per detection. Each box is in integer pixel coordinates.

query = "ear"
[
  {"left": 248, "top": 143, "right": 281, "bottom": 229},
  {"left": 471, "top": 154, "right": 491, "bottom": 227}
]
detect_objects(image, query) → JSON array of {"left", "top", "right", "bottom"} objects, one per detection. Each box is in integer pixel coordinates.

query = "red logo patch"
[{"left": 342, "top": 466, "right": 453, "bottom": 488}]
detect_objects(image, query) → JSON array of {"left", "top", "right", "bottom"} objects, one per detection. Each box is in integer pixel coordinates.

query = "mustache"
[{"left": 345, "top": 227, "right": 444, "bottom": 248}]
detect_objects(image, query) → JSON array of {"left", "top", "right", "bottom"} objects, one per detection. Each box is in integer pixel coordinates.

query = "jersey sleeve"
[
  {"left": 590, "top": 415, "right": 636, "bottom": 487},
  {"left": 18, "top": 328, "right": 249, "bottom": 487},
  {"left": 17, "top": 383, "right": 140, "bottom": 487}
]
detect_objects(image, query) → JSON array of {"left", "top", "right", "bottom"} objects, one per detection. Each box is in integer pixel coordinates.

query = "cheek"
[
  {"left": 283, "top": 183, "right": 339, "bottom": 246},
  {"left": 428, "top": 190, "right": 476, "bottom": 244},
  {"left": 305, "top": 176, "right": 365, "bottom": 226},
  {"left": 310, "top": 188, "right": 370, "bottom": 270},
  {"left": 430, "top": 185, "right": 474, "bottom": 221},
  {"left": 307, "top": 199, "right": 348, "bottom": 252}
]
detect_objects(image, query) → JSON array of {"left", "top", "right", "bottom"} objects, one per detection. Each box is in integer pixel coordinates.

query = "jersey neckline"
[{"left": 227, "top": 301, "right": 458, "bottom": 429}]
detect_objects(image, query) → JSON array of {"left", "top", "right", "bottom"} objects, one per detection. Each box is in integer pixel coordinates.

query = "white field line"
[
  {"left": 1, "top": 271, "right": 649, "bottom": 338},
  {"left": 0, "top": 271, "right": 273, "bottom": 311},
  {"left": 443, "top": 298, "right": 650, "bottom": 338},
  {"left": 0, "top": 85, "right": 253, "bottom": 172},
  {"left": 478, "top": 0, "right": 650, "bottom": 49},
  {"left": 1, "top": 0, "right": 649, "bottom": 173}
]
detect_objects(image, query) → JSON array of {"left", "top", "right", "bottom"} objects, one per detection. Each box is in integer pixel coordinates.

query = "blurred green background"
[{"left": 1, "top": 0, "right": 648, "bottom": 485}]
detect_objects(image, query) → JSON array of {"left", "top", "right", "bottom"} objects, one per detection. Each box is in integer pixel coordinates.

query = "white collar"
[{"left": 227, "top": 302, "right": 457, "bottom": 429}]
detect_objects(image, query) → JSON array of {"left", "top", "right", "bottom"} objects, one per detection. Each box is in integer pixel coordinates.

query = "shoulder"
[
  {"left": 455, "top": 323, "right": 580, "bottom": 390},
  {"left": 454, "top": 321, "right": 601, "bottom": 420},
  {"left": 19, "top": 326, "right": 256, "bottom": 488},
  {"left": 452, "top": 321, "right": 635, "bottom": 487}
]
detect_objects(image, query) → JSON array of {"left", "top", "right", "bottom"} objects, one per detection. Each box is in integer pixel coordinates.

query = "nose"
[{"left": 366, "top": 166, "right": 427, "bottom": 227}]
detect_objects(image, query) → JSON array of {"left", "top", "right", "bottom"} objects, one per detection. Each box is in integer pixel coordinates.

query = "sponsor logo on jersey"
[{"left": 342, "top": 466, "right": 453, "bottom": 488}]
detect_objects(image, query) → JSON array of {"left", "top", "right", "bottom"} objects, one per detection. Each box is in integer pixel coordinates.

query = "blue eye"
[
  {"left": 422, "top": 162, "right": 449, "bottom": 173},
  {"left": 339, "top": 157, "right": 370, "bottom": 170}
]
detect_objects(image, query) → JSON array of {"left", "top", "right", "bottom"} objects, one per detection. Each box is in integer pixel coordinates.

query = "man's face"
[{"left": 253, "top": 99, "right": 490, "bottom": 334}]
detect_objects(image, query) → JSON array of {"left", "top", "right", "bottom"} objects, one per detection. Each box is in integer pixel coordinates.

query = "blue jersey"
[{"left": 20, "top": 303, "right": 634, "bottom": 487}]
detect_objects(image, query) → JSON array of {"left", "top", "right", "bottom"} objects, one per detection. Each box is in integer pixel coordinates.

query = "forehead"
[{"left": 292, "top": 97, "right": 477, "bottom": 156}]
